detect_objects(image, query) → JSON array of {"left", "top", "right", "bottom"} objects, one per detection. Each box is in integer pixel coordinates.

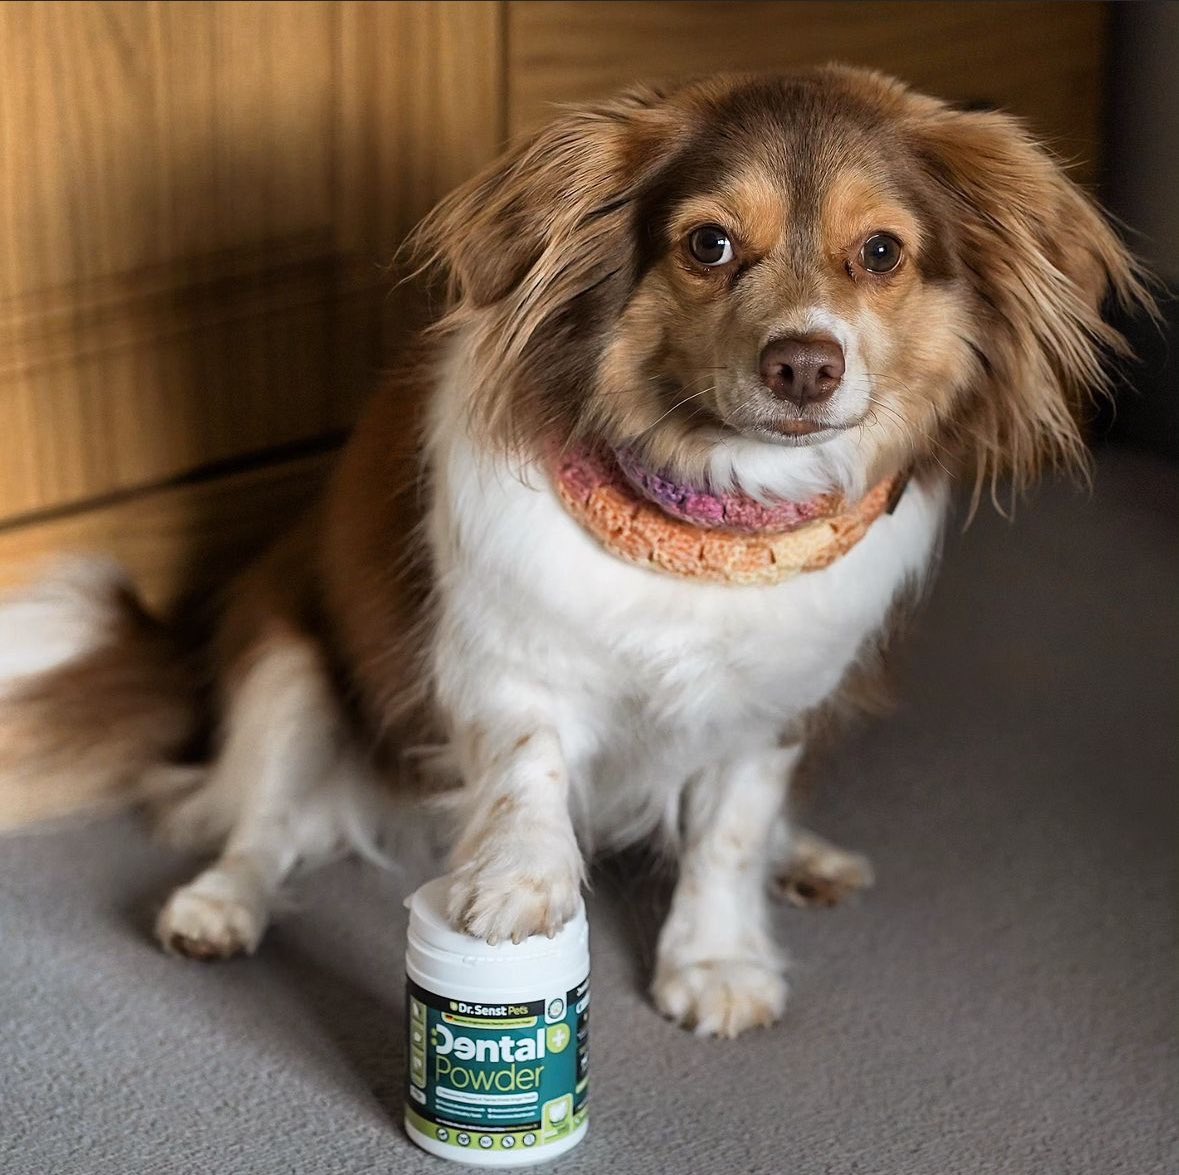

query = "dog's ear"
[
  {"left": 910, "top": 102, "right": 1152, "bottom": 500},
  {"left": 411, "top": 86, "right": 689, "bottom": 447},
  {"left": 419, "top": 85, "right": 684, "bottom": 308}
]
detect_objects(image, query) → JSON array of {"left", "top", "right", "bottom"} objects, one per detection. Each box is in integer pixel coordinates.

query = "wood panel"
[
  {"left": 507, "top": 2, "right": 1107, "bottom": 180},
  {"left": 331, "top": 0, "right": 505, "bottom": 426},
  {"left": 0, "top": 2, "right": 335, "bottom": 297},
  {"left": 0, "top": 1, "right": 336, "bottom": 520},
  {"left": 0, "top": 449, "right": 335, "bottom": 612},
  {"left": 336, "top": 1, "right": 505, "bottom": 265},
  {"left": 0, "top": 1, "right": 503, "bottom": 525}
]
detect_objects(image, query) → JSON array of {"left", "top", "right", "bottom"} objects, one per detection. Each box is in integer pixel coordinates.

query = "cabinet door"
[
  {"left": 0, "top": 1, "right": 503, "bottom": 604},
  {"left": 0, "top": 0, "right": 502, "bottom": 519}
]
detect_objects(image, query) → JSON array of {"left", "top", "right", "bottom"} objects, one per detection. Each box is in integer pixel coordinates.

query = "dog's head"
[{"left": 419, "top": 67, "right": 1148, "bottom": 501}]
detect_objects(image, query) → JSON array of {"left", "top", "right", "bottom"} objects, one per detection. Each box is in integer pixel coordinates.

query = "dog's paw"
[
  {"left": 652, "top": 960, "right": 788, "bottom": 1038},
  {"left": 447, "top": 856, "right": 582, "bottom": 945},
  {"left": 772, "top": 831, "right": 874, "bottom": 909},
  {"left": 155, "top": 872, "right": 266, "bottom": 960}
]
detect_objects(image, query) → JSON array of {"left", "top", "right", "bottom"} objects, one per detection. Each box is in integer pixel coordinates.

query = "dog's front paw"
[
  {"left": 154, "top": 867, "right": 267, "bottom": 956},
  {"left": 156, "top": 873, "right": 266, "bottom": 960},
  {"left": 652, "top": 960, "right": 788, "bottom": 1038},
  {"left": 447, "top": 854, "right": 582, "bottom": 945}
]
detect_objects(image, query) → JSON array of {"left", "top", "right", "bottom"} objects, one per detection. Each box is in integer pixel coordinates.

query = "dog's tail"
[{"left": 0, "top": 557, "right": 202, "bottom": 831}]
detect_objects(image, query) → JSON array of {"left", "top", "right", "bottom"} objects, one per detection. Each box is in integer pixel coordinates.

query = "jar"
[{"left": 404, "top": 876, "right": 590, "bottom": 1166}]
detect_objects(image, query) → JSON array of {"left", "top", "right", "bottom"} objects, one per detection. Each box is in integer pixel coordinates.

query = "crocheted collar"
[{"left": 550, "top": 443, "right": 907, "bottom": 586}]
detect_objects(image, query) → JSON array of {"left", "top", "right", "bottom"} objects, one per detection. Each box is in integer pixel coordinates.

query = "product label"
[{"left": 406, "top": 974, "right": 589, "bottom": 1156}]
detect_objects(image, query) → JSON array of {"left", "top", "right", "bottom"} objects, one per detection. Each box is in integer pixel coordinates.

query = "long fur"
[
  {"left": 0, "top": 558, "right": 199, "bottom": 829},
  {"left": 0, "top": 67, "right": 1152, "bottom": 1036}
]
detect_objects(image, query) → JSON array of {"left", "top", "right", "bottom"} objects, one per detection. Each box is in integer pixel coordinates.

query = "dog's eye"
[
  {"left": 860, "top": 233, "right": 903, "bottom": 274},
  {"left": 687, "top": 225, "right": 734, "bottom": 267}
]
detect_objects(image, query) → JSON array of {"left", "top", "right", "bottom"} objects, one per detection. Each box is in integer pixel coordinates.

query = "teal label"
[{"left": 406, "top": 975, "right": 588, "bottom": 1154}]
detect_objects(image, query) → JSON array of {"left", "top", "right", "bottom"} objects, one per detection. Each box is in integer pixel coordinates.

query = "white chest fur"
[{"left": 427, "top": 381, "right": 948, "bottom": 848}]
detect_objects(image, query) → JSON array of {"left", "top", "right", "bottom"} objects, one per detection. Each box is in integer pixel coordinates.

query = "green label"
[{"left": 406, "top": 975, "right": 588, "bottom": 1154}]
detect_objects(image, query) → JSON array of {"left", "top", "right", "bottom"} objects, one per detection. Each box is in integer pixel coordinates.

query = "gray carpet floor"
[{"left": 2, "top": 446, "right": 1176, "bottom": 1175}]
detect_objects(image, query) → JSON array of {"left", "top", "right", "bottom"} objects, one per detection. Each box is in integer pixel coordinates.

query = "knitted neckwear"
[{"left": 550, "top": 443, "right": 904, "bottom": 587}]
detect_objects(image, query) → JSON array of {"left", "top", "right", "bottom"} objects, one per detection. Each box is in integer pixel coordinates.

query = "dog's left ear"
[{"left": 910, "top": 102, "right": 1153, "bottom": 497}]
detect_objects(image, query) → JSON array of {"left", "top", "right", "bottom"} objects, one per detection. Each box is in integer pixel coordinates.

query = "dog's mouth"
[
  {"left": 768, "top": 419, "right": 826, "bottom": 438},
  {"left": 743, "top": 415, "right": 864, "bottom": 446},
  {"left": 649, "top": 372, "right": 864, "bottom": 448},
  {"left": 702, "top": 381, "right": 867, "bottom": 447}
]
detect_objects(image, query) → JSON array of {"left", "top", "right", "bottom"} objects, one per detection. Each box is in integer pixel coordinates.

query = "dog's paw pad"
[
  {"left": 773, "top": 839, "right": 874, "bottom": 909},
  {"left": 652, "top": 960, "right": 788, "bottom": 1038},
  {"left": 448, "top": 863, "right": 581, "bottom": 945},
  {"left": 156, "top": 880, "right": 264, "bottom": 960}
]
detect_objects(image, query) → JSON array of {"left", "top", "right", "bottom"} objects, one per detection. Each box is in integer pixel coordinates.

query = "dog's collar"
[{"left": 550, "top": 444, "right": 907, "bottom": 586}]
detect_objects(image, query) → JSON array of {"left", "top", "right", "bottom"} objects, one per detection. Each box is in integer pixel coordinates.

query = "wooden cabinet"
[{"left": 0, "top": 1, "right": 1107, "bottom": 606}]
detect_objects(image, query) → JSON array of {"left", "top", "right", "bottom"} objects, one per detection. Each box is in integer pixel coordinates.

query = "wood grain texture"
[
  {"left": 336, "top": 1, "right": 505, "bottom": 261},
  {"left": 0, "top": 1, "right": 503, "bottom": 523},
  {"left": 0, "top": 1, "right": 336, "bottom": 520},
  {"left": 0, "top": 449, "right": 335, "bottom": 612},
  {"left": 332, "top": 0, "right": 505, "bottom": 426},
  {"left": 507, "top": 1, "right": 1108, "bottom": 180}
]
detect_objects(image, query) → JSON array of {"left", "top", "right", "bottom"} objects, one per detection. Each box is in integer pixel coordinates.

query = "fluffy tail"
[{"left": 0, "top": 557, "right": 202, "bottom": 831}]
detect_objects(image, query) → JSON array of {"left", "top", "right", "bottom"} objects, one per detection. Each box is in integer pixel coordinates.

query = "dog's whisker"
[{"left": 634, "top": 385, "right": 717, "bottom": 436}]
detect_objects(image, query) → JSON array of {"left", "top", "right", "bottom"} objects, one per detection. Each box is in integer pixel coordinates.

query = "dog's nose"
[{"left": 759, "top": 335, "right": 845, "bottom": 407}]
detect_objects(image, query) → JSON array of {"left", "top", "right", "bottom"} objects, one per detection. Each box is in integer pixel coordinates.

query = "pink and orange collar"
[{"left": 551, "top": 444, "right": 906, "bottom": 586}]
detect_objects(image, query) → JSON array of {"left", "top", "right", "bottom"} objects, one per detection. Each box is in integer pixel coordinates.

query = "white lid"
[{"left": 405, "top": 876, "right": 589, "bottom": 997}]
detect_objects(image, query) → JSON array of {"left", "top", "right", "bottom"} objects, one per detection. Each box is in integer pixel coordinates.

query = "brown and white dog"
[{"left": 0, "top": 68, "right": 1148, "bottom": 1037}]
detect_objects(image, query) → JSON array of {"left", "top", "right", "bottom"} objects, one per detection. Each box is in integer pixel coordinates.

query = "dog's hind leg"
[
  {"left": 154, "top": 631, "right": 377, "bottom": 959},
  {"left": 769, "top": 821, "right": 875, "bottom": 909}
]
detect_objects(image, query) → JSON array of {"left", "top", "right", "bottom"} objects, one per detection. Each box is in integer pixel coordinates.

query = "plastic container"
[{"left": 404, "top": 877, "right": 590, "bottom": 1166}]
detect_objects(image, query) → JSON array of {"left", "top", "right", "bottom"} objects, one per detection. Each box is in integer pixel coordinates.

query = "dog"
[{"left": 0, "top": 66, "right": 1148, "bottom": 1038}]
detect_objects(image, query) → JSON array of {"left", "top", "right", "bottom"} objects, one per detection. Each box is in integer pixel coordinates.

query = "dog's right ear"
[
  {"left": 411, "top": 86, "right": 690, "bottom": 449},
  {"left": 414, "top": 85, "right": 687, "bottom": 309}
]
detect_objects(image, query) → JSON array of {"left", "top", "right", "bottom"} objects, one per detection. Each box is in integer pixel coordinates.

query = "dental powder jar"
[{"left": 404, "top": 877, "right": 590, "bottom": 1166}]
